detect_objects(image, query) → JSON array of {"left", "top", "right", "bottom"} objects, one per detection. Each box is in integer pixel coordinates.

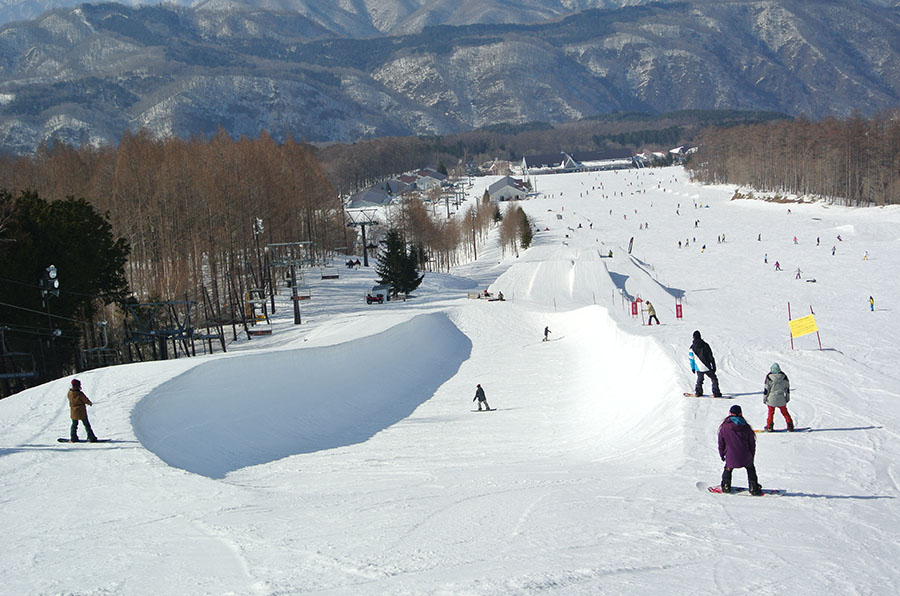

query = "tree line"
[
  {"left": 0, "top": 130, "right": 345, "bottom": 393},
  {"left": 687, "top": 112, "right": 900, "bottom": 206},
  {"left": 319, "top": 110, "right": 786, "bottom": 193}
]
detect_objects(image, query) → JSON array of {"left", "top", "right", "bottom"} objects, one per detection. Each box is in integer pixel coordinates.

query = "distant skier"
[
  {"left": 832, "top": 246, "right": 836, "bottom": 256},
  {"left": 646, "top": 301, "right": 660, "bottom": 325},
  {"left": 543, "top": 326, "right": 551, "bottom": 342},
  {"left": 869, "top": 296, "right": 875, "bottom": 311},
  {"left": 774, "top": 261, "right": 781, "bottom": 271},
  {"left": 690, "top": 330, "right": 722, "bottom": 398},
  {"left": 763, "top": 363, "right": 794, "bottom": 432},
  {"left": 67, "top": 379, "right": 99, "bottom": 442},
  {"left": 795, "top": 267, "right": 802, "bottom": 279},
  {"left": 718, "top": 404, "right": 762, "bottom": 495},
  {"left": 473, "top": 383, "right": 491, "bottom": 411}
]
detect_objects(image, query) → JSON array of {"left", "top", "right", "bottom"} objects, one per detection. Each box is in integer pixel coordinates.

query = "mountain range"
[{"left": 0, "top": 0, "right": 898, "bottom": 153}]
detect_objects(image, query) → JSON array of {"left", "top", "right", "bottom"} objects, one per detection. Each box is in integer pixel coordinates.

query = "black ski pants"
[
  {"left": 695, "top": 370, "right": 721, "bottom": 397},
  {"left": 722, "top": 465, "right": 759, "bottom": 490}
]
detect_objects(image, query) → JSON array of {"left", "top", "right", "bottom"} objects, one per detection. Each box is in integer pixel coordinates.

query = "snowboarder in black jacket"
[
  {"left": 691, "top": 330, "right": 722, "bottom": 397},
  {"left": 473, "top": 384, "right": 491, "bottom": 411}
]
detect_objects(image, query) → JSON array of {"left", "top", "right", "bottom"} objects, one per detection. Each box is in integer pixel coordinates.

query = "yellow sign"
[{"left": 789, "top": 314, "right": 819, "bottom": 338}]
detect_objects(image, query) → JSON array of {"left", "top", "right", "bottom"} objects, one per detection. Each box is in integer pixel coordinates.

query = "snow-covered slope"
[{"left": 1, "top": 166, "right": 898, "bottom": 594}]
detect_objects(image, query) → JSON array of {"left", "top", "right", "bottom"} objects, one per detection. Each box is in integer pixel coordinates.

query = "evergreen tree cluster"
[
  {"left": 374, "top": 228, "right": 424, "bottom": 298},
  {"left": 0, "top": 189, "right": 130, "bottom": 391}
]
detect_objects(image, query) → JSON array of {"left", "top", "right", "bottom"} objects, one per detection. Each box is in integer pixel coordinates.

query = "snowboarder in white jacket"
[{"left": 763, "top": 363, "right": 794, "bottom": 432}]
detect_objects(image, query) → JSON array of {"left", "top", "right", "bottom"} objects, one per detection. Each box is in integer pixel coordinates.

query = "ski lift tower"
[
  {"left": 346, "top": 208, "right": 379, "bottom": 267},
  {"left": 267, "top": 241, "right": 314, "bottom": 325}
]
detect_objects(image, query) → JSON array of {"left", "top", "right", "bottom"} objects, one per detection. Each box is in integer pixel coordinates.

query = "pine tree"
[
  {"left": 519, "top": 208, "right": 533, "bottom": 249},
  {"left": 375, "top": 228, "right": 423, "bottom": 298}
]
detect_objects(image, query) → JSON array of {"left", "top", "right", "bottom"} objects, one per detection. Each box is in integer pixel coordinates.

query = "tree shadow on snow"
[
  {"left": 781, "top": 492, "right": 895, "bottom": 500},
  {"left": 804, "top": 425, "right": 882, "bottom": 433}
]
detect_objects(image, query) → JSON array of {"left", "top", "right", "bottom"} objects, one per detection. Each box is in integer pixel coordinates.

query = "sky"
[{"left": 1, "top": 166, "right": 898, "bottom": 595}]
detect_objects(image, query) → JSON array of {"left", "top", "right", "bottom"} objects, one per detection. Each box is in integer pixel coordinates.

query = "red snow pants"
[{"left": 766, "top": 405, "right": 793, "bottom": 428}]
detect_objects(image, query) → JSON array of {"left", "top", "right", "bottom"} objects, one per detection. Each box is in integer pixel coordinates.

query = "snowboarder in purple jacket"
[{"left": 717, "top": 405, "right": 762, "bottom": 495}]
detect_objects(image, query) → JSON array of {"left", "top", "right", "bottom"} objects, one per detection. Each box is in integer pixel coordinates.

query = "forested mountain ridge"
[
  {"left": 0, "top": 0, "right": 667, "bottom": 33},
  {"left": 0, "top": 0, "right": 898, "bottom": 153}
]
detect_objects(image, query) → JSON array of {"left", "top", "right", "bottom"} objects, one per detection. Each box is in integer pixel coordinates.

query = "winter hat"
[
  {"left": 693, "top": 330, "right": 702, "bottom": 341},
  {"left": 71, "top": 379, "right": 81, "bottom": 388},
  {"left": 729, "top": 404, "right": 742, "bottom": 416},
  {"left": 770, "top": 363, "right": 781, "bottom": 374}
]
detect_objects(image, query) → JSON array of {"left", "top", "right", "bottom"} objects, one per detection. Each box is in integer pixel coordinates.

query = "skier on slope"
[
  {"left": 718, "top": 404, "right": 762, "bottom": 495},
  {"left": 543, "top": 326, "right": 551, "bottom": 342},
  {"left": 645, "top": 301, "right": 660, "bottom": 325},
  {"left": 763, "top": 363, "right": 794, "bottom": 432},
  {"left": 690, "top": 330, "right": 722, "bottom": 398},
  {"left": 473, "top": 384, "right": 491, "bottom": 411},
  {"left": 67, "top": 379, "right": 99, "bottom": 442}
]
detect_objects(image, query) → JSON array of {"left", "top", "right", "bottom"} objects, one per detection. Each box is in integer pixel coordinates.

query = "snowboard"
[
  {"left": 754, "top": 427, "right": 811, "bottom": 434},
  {"left": 707, "top": 485, "right": 785, "bottom": 496},
  {"left": 471, "top": 409, "right": 494, "bottom": 412},
  {"left": 683, "top": 392, "right": 733, "bottom": 399},
  {"left": 57, "top": 438, "right": 111, "bottom": 443}
]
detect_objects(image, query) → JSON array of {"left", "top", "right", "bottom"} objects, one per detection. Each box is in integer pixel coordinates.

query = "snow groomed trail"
[{"left": 0, "top": 167, "right": 898, "bottom": 594}]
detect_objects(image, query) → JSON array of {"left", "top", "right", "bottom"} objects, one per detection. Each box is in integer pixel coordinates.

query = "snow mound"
[
  {"left": 494, "top": 251, "right": 617, "bottom": 309},
  {"left": 132, "top": 312, "right": 471, "bottom": 478}
]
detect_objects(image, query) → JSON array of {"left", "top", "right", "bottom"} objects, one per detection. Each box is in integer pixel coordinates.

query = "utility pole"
[
  {"left": 290, "top": 264, "right": 301, "bottom": 325},
  {"left": 39, "top": 264, "right": 60, "bottom": 378}
]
